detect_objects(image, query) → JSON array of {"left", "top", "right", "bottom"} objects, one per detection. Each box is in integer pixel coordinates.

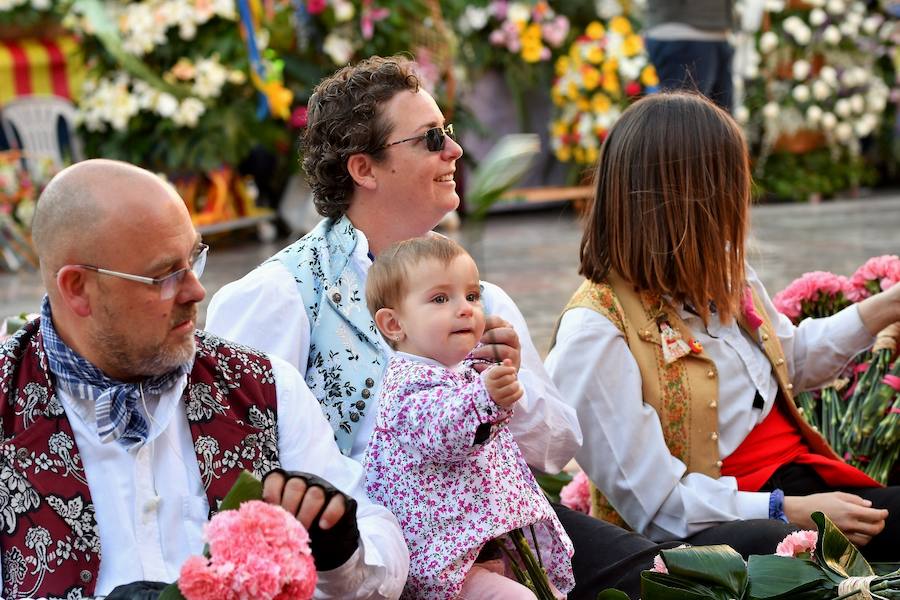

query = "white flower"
[
  {"left": 323, "top": 33, "right": 354, "bottom": 65},
  {"left": 835, "top": 122, "right": 853, "bottom": 142},
  {"left": 762, "top": 102, "right": 780, "bottom": 119},
  {"left": 30, "top": 0, "right": 50, "bottom": 10},
  {"left": 821, "top": 112, "right": 837, "bottom": 129},
  {"left": 806, "top": 105, "right": 823, "bottom": 123},
  {"left": 850, "top": 94, "right": 865, "bottom": 114},
  {"left": 835, "top": 98, "right": 851, "bottom": 118},
  {"left": 863, "top": 15, "right": 884, "bottom": 35},
  {"left": 595, "top": 0, "right": 624, "bottom": 19},
  {"left": 172, "top": 98, "right": 205, "bottom": 128},
  {"left": 854, "top": 114, "right": 877, "bottom": 137},
  {"left": 839, "top": 20, "right": 858, "bottom": 38},
  {"left": 793, "top": 26, "right": 812, "bottom": 45},
  {"left": 460, "top": 6, "right": 489, "bottom": 31},
  {"left": 333, "top": 0, "right": 355, "bottom": 22},
  {"left": 822, "top": 25, "right": 841, "bottom": 45},
  {"left": 792, "top": 84, "right": 810, "bottom": 103},
  {"left": 813, "top": 80, "right": 831, "bottom": 101},
  {"left": 764, "top": 0, "right": 785, "bottom": 10},
  {"left": 155, "top": 92, "right": 178, "bottom": 118},
  {"left": 840, "top": 68, "right": 857, "bottom": 87},
  {"left": 805, "top": 0, "right": 825, "bottom": 6},
  {"left": 506, "top": 2, "right": 531, "bottom": 24},
  {"left": 826, "top": 0, "right": 844, "bottom": 14},
  {"left": 792, "top": 60, "right": 811, "bottom": 80},
  {"left": 782, "top": 16, "right": 804, "bottom": 34},
  {"left": 734, "top": 105, "right": 750, "bottom": 124},
  {"left": 819, "top": 66, "right": 838, "bottom": 86},
  {"left": 809, "top": 8, "right": 827, "bottom": 27},
  {"left": 759, "top": 31, "right": 779, "bottom": 53},
  {"left": 193, "top": 56, "right": 229, "bottom": 99},
  {"left": 179, "top": 20, "right": 197, "bottom": 40}
]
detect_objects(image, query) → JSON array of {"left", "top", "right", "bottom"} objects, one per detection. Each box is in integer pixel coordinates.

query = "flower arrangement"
[
  {"left": 160, "top": 472, "right": 316, "bottom": 600},
  {"left": 549, "top": 16, "right": 658, "bottom": 164},
  {"left": 66, "top": 0, "right": 292, "bottom": 174},
  {"left": 634, "top": 512, "right": 900, "bottom": 599},
  {"left": 773, "top": 256, "right": 900, "bottom": 484},
  {"left": 559, "top": 470, "right": 591, "bottom": 515},
  {"left": 736, "top": 0, "right": 893, "bottom": 200}
]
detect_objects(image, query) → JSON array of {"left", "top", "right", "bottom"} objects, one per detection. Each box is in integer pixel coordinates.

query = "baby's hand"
[{"left": 484, "top": 359, "right": 524, "bottom": 409}]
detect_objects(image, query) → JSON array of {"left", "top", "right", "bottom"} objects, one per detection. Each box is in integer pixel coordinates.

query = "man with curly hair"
[
  {"left": 207, "top": 55, "right": 675, "bottom": 599},
  {"left": 0, "top": 159, "right": 408, "bottom": 599}
]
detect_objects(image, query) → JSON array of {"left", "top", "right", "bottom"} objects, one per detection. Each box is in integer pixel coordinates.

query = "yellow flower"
[
  {"left": 603, "top": 58, "right": 619, "bottom": 72},
  {"left": 552, "top": 89, "right": 566, "bottom": 106},
  {"left": 522, "top": 42, "right": 544, "bottom": 63},
  {"left": 586, "top": 44, "right": 604, "bottom": 65},
  {"left": 610, "top": 16, "right": 632, "bottom": 35},
  {"left": 582, "top": 66, "right": 601, "bottom": 91},
  {"left": 573, "top": 147, "right": 585, "bottom": 163},
  {"left": 523, "top": 23, "right": 542, "bottom": 43},
  {"left": 602, "top": 73, "right": 620, "bottom": 95},
  {"left": 552, "top": 120, "right": 568, "bottom": 137},
  {"left": 576, "top": 96, "right": 590, "bottom": 111},
  {"left": 567, "top": 81, "right": 580, "bottom": 101},
  {"left": 555, "top": 56, "right": 571, "bottom": 76},
  {"left": 591, "top": 92, "right": 612, "bottom": 114},
  {"left": 623, "top": 34, "right": 643, "bottom": 57},
  {"left": 555, "top": 145, "right": 572, "bottom": 162},
  {"left": 641, "top": 65, "right": 659, "bottom": 87},
  {"left": 585, "top": 146, "right": 598, "bottom": 164},
  {"left": 586, "top": 21, "right": 605, "bottom": 40}
]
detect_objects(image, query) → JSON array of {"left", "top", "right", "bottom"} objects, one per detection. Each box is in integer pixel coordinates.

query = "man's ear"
[
  {"left": 374, "top": 307, "right": 404, "bottom": 343},
  {"left": 55, "top": 265, "right": 93, "bottom": 318},
  {"left": 346, "top": 153, "right": 378, "bottom": 191}
]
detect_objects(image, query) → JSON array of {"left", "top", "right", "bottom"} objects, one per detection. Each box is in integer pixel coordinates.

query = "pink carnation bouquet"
[
  {"left": 160, "top": 472, "right": 317, "bottom": 600},
  {"left": 559, "top": 471, "right": 591, "bottom": 515},
  {"left": 847, "top": 255, "right": 900, "bottom": 301},
  {"left": 771, "top": 270, "right": 854, "bottom": 325}
]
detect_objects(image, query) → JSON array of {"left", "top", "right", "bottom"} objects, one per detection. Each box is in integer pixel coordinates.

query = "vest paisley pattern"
[
  {"left": 0, "top": 321, "right": 279, "bottom": 600},
  {"left": 270, "top": 216, "right": 386, "bottom": 455}
]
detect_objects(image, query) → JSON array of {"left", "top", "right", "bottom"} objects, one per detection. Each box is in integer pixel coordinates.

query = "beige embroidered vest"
[{"left": 556, "top": 271, "right": 841, "bottom": 527}]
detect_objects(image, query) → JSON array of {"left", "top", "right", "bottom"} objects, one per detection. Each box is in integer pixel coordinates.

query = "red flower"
[
  {"left": 306, "top": 0, "right": 326, "bottom": 15},
  {"left": 625, "top": 81, "right": 641, "bottom": 96},
  {"left": 290, "top": 106, "right": 308, "bottom": 128}
]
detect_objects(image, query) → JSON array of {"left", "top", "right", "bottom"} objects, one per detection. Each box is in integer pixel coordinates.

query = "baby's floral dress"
[{"left": 364, "top": 353, "right": 574, "bottom": 599}]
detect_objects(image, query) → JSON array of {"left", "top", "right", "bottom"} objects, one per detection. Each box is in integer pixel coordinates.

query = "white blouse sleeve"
[
  {"left": 747, "top": 266, "right": 875, "bottom": 392},
  {"left": 272, "top": 357, "right": 408, "bottom": 599},
  {"left": 481, "top": 281, "right": 582, "bottom": 474},
  {"left": 205, "top": 261, "right": 311, "bottom": 373},
  {"left": 545, "top": 307, "right": 769, "bottom": 541}
]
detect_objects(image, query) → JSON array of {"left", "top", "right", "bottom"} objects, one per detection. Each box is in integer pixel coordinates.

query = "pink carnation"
[
  {"left": 559, "top": 471, "right": 592, "bottom": 515},
  {"left": 180, "top": 500, "right": 316, "bottom": 600},
  {"left": 772, "top": 271, "right": 852, "bottom": 324},
  {"left": 775, "top": 530, "right": 818, "bottom": 557},
  {"left": 652, "top": 554, "right": 668, "bottom": 574},
  {"left": 848, "top": 255, "right": 900, "bottom": 301}
]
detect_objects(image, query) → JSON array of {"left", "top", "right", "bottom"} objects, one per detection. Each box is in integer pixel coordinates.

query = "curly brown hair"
[{"left": 300, "top": 55, "right": 420, "bottom": 220}]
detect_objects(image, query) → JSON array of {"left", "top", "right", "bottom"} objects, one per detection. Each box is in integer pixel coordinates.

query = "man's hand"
[
  {"left": 263, "top": 469, "right": 361, "bottom": 570},
  {"left": 484, "top": 359, "right": 524, "bottom": 409},
  {"left": 469, "top": 315, "right": 521, "bottom": 373},
  {"left": 784, "top": 492, "right": 887, "bottom": 547}
]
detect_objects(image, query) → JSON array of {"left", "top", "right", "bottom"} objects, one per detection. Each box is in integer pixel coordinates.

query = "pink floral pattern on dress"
[{"left": 364, "top": 355, "right": 574, "bottom": 599}]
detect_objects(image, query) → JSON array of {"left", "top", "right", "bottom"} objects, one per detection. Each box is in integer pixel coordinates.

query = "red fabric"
[
  {"left": 6, "top": 41, "right": 32, "bottom": 96},
  {"left": 721, "top": 398, "right": 881, "bottom": 491},
  {"left": 41, "top": 39, "right": 71, "bottom": 99}
]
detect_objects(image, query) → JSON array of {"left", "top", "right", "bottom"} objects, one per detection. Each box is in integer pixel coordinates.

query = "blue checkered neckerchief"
[{"left": 39, "top": 296, "right": 192, "bottom": 449}]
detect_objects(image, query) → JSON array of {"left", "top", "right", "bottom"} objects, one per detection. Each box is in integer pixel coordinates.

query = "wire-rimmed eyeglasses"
[
  {"left": 381, "top": 124, "right": 455, "bottom": 152},
  {"left": 72, "top": 243, "right": 208, "bottom": 300}
]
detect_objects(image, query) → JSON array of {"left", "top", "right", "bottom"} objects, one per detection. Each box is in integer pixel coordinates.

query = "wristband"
[{"left": 769, "top": 488, "right": 788, "bottom": 523}]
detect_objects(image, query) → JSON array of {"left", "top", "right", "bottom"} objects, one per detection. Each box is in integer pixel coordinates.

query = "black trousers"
[
  {"left": 761, "top": 462, "right": 900, "bottom": 562},
  {"left": 552, "top": 503, "right": 681, "bottom": 599}
]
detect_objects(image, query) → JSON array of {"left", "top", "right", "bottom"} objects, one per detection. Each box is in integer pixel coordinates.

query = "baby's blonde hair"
[{"left": 366, "top": 236, "right": 473, "bottom": 348}]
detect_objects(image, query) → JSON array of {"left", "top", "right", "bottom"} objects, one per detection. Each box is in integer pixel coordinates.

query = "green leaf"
[
  {"left": 466, "top": 134, "right": 541, "bottom": 219},
  {"left": 661, "top": 545, "right": 748, "bottom": 595},
  {"left": 640, "top": 571, "right": 737, "bottom": 600},
  {"left": 157, "top": 583, "right": 187, "bottom": 600},
  {"left": 811, "top": 511, "right": 874, "bottom": 581},
  {"left": 217, "top": 470, "right": 264, "bottom": 512},
  {"left": 596, "top": 589, "right": 630, "bottom": 600},
  {"left": 747, "top": 555, "right": 831, "bottom": 599}
]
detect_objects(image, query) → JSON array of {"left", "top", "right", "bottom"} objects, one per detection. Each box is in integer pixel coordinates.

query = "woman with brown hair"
[{"left": 546, "top": 91, "right": 900, "bottom": 559}]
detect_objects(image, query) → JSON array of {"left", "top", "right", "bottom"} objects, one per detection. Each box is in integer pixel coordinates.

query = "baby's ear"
[{"left": 374, "top": 307, "right": 404, "bottom": 343}]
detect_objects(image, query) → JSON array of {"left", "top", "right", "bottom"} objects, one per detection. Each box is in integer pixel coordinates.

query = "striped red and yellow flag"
[{"left": 0, "top": 36, "right": 84, "bottom": 105}]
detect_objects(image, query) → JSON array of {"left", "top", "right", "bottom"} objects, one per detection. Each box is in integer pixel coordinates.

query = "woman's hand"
[
  {"left": 784, "top": 492, "right": 888, "bottom": 547},
  {"left": 469, "top": 315, "right": 521, "bottom": 372},
  {"left": 857, "top": 281, "right": 900, "bottom": 336}
]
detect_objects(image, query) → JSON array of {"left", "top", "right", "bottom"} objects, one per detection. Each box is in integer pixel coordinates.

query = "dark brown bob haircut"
[
  {"left": 301, "top": 55, "right": 420, "bottom": 220},
  {"left": 365, "top": 236, "right": 471, "bottom": 348},
  {"left": 580, "top": 91, "right": 752, "bottom": 325}
]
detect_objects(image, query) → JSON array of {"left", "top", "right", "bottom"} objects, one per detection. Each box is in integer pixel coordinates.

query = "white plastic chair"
[{"left": 1, "top": 94, "right": 82, "bottom": 180}]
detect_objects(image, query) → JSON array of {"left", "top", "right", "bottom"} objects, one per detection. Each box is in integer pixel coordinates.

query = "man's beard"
[{"left": 93, "top": 305, "right": 197, "bottom": 379}]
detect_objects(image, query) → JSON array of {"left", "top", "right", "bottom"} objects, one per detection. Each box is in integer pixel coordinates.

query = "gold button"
[
  {"left": 707, "top": 370, "right": 716, "bottom": 378},
  {"left": 716, "top": 460, "right": 723, "bottom": 468},
  {"left": 762, "top": 333, "right": 770, "bottom": 341},
  {"left": 711, "top": 432, "right": 719, "bottom": 441},
  {"left": 709, "top": 400, "right": 717, "bottom": 408},
  {"left": 776, "top": 358, "right": 785, "bottom": 366},
  {"left": 786, "top": 383, "right": 794, "bottom": 391}
]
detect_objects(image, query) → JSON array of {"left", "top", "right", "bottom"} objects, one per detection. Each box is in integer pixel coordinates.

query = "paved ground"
[{"left": 4, "top": 190, "right": 900, "bottom": 355}]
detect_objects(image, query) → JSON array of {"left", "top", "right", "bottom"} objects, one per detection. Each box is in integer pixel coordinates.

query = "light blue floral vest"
[{"left": 269, "top": 216, "right": 385, "bottom": 455}]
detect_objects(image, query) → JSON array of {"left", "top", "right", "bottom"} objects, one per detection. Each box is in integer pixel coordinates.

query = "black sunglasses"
[{"left": 381, "top": 124, "right": 454, "bottom": 152}]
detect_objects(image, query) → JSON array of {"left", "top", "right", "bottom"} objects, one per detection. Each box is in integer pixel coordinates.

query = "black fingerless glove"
[
  {"left": 265, "top": 468, "right": 361, "bottom": 571},
  {"left": 104, "top": 580, "right": 168, "bottom": 599}
]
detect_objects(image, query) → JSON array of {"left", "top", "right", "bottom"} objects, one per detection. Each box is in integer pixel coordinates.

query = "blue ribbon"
[{"left": 236, "top": 0, "right": 270, "bottom": 120}]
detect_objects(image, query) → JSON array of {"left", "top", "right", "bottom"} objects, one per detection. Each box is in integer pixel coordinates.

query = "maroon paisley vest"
[{"left": 0, "top": 320, "right": 280, "bottom": 600}]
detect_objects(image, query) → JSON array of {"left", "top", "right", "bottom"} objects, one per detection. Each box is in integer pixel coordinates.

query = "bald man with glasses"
[{"left": 0, "top": 159, "right": 408, "bottom": 600}]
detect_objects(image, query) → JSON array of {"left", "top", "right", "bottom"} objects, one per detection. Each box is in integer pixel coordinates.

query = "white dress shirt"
[
  {"left": 206, "top": 227, "right": 582, "bottom": 474},
  {"left": 0, "top": 356, "right": 408, "bottom": 598},
  {"left": 545, "top": 265, "right": 874, "bottom": 541}
]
